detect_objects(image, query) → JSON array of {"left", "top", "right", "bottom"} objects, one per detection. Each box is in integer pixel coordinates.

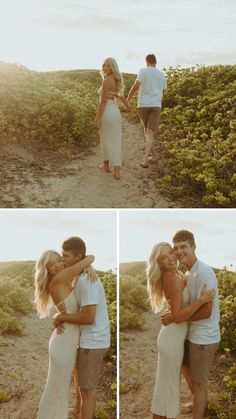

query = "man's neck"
[
  {"left": 185, "top": 256, "right": 197, "bottom": 271},
  {"left": 147, "top": 64, "right": 156, "bottom": 68}
]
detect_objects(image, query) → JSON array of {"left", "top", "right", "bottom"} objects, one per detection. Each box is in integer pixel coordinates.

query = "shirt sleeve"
[
  {"left": 136, "top": 68, "right": 144, "bottom": 83},
  {"left": 79, "top": 277, "right": 100, "bottom": 307},
  {"left": 196, "top": 268, "right": 217, "bottom": 298}
]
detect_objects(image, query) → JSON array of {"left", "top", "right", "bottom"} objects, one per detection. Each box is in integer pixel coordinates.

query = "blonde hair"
[
  {"left": 147, "top": 242, "right": 171, "bottom": 313},
  {"left": 101, "top": 57, "right": 124, "bottom": 94},
  {"left": 34, "top": 250, "right": 59, "bottom": 318}
]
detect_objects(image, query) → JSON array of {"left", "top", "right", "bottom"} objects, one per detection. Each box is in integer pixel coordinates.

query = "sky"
[
  {"left": 0, "top": 0, "right": 235, "bottom": 73},
  {"left": 119, "top": 210, "right": 236, "bottom": 271},
  {"left": 0, "top": 210, "right": 117, "bottom": 271}
]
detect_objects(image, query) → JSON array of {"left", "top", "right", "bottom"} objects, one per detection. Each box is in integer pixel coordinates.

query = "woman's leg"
[
  {"left": 114, "top": 165, "right": 120, "bottom": 179},
  {"left": 69, "top": 367, "right": 82, "bottom": 418},
  {"left": 99, "top": 160, "right": 110, "bottom": 172}
]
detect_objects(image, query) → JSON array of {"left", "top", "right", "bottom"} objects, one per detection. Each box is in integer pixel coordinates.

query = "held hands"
[
  {"left": 125, "top": 101, "right": 131, "bottom": 112},
  {"left": 199, "top": 284, "right": 215, "bottom": 303}
]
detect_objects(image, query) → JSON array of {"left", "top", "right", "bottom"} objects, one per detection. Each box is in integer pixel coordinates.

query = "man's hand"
[
  {"left": 161, "top": 310, "right": 173, "bottom": 326},
  {"left": 84, "top": 265, "right": 97, "bottom": 283},
  {"left": 53, "top": 312, "right": 65, "bottom": 334}
]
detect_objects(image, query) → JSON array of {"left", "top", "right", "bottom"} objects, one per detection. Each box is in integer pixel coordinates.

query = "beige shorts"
[
  {"left": 138, "top": 107, "right": 161, "bottom": 130},
  {"left": 183, "top": 340, "right": 219, "bottom": 383},
  {"left": 77, "top": 348, "right": 108, "bottom": 390}
]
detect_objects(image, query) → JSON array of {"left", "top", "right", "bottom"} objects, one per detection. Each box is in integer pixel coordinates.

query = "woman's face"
[
  {"left": 46, "top": 253, "right": 64, "bottom": 276},
  {"left": 102, "top": 63, "right": 112, "bottom": 76},
  {"left": 158, "top": 245, "right": 177, "bottom": 270}
]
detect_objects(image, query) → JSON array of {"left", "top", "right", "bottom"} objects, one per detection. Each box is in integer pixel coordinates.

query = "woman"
[
  {"left": 147, "top": 243, "right": 214, "bottom": 419},
  {"left": 35, "top": 250, "right": 94, "bottom": 419},
  {"left": 95, "top": 57, "right": 130, "bottom": 180}
]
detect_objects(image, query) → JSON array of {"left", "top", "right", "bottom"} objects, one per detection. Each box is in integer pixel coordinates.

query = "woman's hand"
[
  {"left": 84, "top": 265, "right": 97, "bottom": 283},
  {"left": 95, "top": 117, "right": 101, "bottom": 129},
  {"left": 53, "top": 312, "right": 65, "bottom": 334},
  {"left": 199, "top": 284, "right": 215, "bottom": 303},
  {"left": 87, "top": 255, "right": 95, "bottom": 264},
  {"left": 161, "top": 309, "right": 173, "bottom": 326}
]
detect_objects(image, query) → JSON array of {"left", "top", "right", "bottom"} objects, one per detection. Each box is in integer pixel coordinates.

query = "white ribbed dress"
[
  {"left": 151, "top": 287, "right": 189, "bottom": 417},
  {"left": 98, "top": 86, "right": 122, "bottom": 166}
]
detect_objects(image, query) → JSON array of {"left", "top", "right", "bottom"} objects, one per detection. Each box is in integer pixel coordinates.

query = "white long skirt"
[{"left": 99, "top": 99, "right": 122, "bottom": 166}]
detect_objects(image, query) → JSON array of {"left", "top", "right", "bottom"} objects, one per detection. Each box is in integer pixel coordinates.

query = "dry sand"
[
  {"left": 0, "top": 117, "right": 180, "bottom": 208},
  {"left": 120, "top": 311, "right": 219, "bottom": 419},
  {"left": 0, "top": 311, "right": 111, "bottom": 419}
]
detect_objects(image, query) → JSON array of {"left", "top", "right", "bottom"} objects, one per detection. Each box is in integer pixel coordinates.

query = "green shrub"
[{"left": 128, "top": 65, "right": 236, "bottom": 207}]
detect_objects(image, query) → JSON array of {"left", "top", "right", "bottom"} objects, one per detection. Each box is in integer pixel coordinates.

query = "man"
[
  {"left": 162, "top": 230, "right": 220, "bottom": 419},
  {"left": 127, "top": 53, "right": 167, "bottom": 167},
  {"left": 53, "top": 236, "right": 110, "bottom": 419}
]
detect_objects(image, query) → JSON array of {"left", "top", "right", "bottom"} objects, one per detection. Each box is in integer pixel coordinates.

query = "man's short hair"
[
  {"left": 146, "top": 54, "right": 157, "bottom": 65},
  {"left": 172, "top": 230, "right": 196, "bottom": 246},
  {"left": 62, "top": 236, "right": 86, "bottom": 258}
]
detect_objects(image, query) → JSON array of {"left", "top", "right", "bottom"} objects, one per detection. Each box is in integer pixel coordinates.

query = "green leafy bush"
[
  {"left": 120, "top": 274, "right": 149, "bottom": 330},
  {"left": 128, "top": 65, "right": 236, "bottom": 207}
]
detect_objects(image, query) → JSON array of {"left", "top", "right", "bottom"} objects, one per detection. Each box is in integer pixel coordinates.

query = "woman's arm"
[
  {"left": 95, "top": 79, "right": 109, "bottom": 128},
  {"left": 163, "top": 272, "right": 214, "bottom": 324},
  {"left": 51, "top": 255, "right": 95, "bottom": 286}
]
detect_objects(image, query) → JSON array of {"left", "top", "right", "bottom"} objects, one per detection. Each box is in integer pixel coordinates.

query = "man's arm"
[
  {"left": 127, "top": 80, "right": 141, "bottom": 101},
  {"left": 53, "top": 305, "right": 96, "bottom": 327},
  {"left": 162, "top": 301, "right": 212, "bottom": 326},
  {"left": 188, "top": 301, "right": 212, "bottom": 321}
]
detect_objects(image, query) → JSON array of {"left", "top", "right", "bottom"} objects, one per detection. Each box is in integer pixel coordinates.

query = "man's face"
[
  {"left": 173, "top": 240, "right": 196, "bottom": 266},
  {"left": 61, "top": 250, "right": 82, "bottom": 267}
]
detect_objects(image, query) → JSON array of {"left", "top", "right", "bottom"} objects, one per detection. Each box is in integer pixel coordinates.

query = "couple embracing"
[
  {"left": 35, "top": 236, "right": 110, "bottom": 419},
  {"left": 147, "top": 230, "right": 220, "bottom": 419},
  {"left": 95, "top": 54, "right": 166, "bottom": 179}
]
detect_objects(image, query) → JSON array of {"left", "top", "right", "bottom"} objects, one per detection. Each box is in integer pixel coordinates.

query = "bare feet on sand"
[
  {"left": 98, "top": 164, "right": 110, "bottom": 173},
  {"left": 68, "top": 407, "right": 81, "bottom": 419}
]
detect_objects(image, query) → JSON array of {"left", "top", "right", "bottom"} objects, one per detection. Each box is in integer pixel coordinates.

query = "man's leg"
[
  {"left": 142, "top": 127, "right": 155, "bottom": 166},
  {"left": 189, "top": 342, "right": 219, "bottom": 419},
  {"left": 80, "top": 389, "right": 96, "bottom": 419},
  {"left": 192, "top": 382, "right": 208, "bottom": 419},
  {"left": 78, "top": 348, "right": 108, "bottom": 419}
]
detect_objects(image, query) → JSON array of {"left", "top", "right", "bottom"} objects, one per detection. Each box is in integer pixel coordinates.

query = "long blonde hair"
[
  {"left": 147, "top": 242, "right": 172, "bottom": 313},
  {"left": 34, "top": 250, "right": 59, "bottom": 319},
  {"left": 101, "top": 57, "right": 124, "bottom": 94}
]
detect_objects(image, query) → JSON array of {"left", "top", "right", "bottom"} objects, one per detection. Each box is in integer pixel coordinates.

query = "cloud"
[{"left": 34, "top": 13, "right": 151, "bottom": 34}]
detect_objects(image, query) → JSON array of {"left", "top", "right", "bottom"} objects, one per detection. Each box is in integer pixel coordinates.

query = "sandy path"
[
  {"left": 0, "top": 311, "right": 109, "bottom": 419},
  {"left": 0, "top": 117, "right": 178, "bottom": 208},
  {"left": 120, "top": 311, "right": 218, "bottom": 419}
]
